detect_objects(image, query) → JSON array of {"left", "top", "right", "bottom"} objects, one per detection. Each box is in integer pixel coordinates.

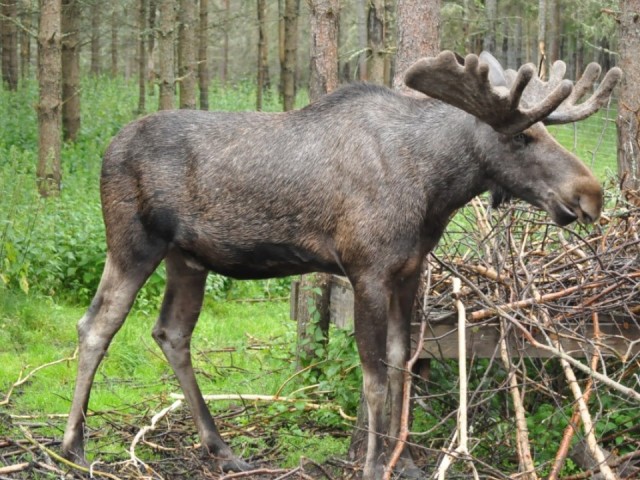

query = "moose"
[{"left": 61, "top": 51, "right": 621, "bottom": 479}]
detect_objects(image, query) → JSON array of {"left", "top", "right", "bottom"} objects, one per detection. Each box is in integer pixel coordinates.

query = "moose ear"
[{"left": 479, "top": 51, "right": 507, "bottom": 87}]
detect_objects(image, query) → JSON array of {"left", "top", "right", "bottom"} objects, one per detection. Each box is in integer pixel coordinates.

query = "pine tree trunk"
[
  {"left": 281, "top": 0, "right": 299, "bottom": 111},
  {"left": 221, "top": 0, "right": 230, "bottom": 83},
  {"left": 537, "top": 0, "right": 547, "bottom": 78},
  {"left": 617, "top": 0, "right": 640, "bottom": 190},
  {"left": 137, "top": 0, "right": 147, "bottom": 114},
  {"left": 158, "top": 0, "right": 176, "bottom": 110},
  {"left": 61, "top": 0, "right": 80, "bottom": 141},
  {"left": 19, "top": 0, "right": 32, "bottom": 81},
  {"left": 178, "top": 0, "right": 196, "bottom": 109},
  {"left": 90, "top": 0, "right": 101, "bottom": 75},
  {"left": 393, "top": 0, "right": 440, "bottom": 90},
  {"left": 1, "top": 0, "right": 19, "bottom": 90},
  {"left": 111, "top": 4, "right": 119, "bottom": 76},
  {"left": 367, "top": 0, "right": 386, "bottom": 84},
  {"left": 308, "top": 0, "right": 339, "bottom": 102},
  {"left": 37, "top": 0, "right": 62, "bottom": 197},
  {"left": 256, "top": 0, "right": 267, "bottom": 111},
  {"left": 198, "top": 0, "right": 209, "bottom": 110}
]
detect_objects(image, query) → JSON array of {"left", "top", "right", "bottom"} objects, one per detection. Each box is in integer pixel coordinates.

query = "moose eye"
[{"left": 512, "top": 132, "right": 531, "bottom": 146}]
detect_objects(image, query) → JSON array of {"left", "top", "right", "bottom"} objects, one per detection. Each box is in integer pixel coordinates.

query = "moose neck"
[{"left": 410, "top": 100, "right": 491, "bottom": 221}]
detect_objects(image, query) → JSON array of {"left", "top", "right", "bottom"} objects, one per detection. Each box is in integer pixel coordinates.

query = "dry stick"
[
  {"left": 548, "top": 313, "right": 602, "bottom": 480},
  {"left": 0, "top": 349, "right": 78, "bottom": 406},
  {"left": 557, "top": 341, "right": 619, "bottom": 480},
  {"left": 220, "top": 467, "right": 292, "bottom": 479},
  {"left": 169, "top": 393, "right": 356, "bottom": 421},
  {"left": 499, "top": 320, "right": 537, "bottom": 480},
  {"left": 18, "top": 425, "right": 123, "bottom": 480},
  {"left": 433, "top": 277, "right": 479, "bottom": 480},
  {"left": 468, "top": 271, "right": 640, "bottom": 322},
  {"left": 129, "top": 398, "right": 182, "bottom": 476},
  {"left": 0, "top": 463, "right": 30, "bottom": 475}
]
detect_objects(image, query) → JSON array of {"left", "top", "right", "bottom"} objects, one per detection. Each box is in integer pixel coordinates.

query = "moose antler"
[
  {"left": 404, "top": 51, "right": 622, "bottom": 135},
  {"left": 505, "top": 60, "right": 622, "bottom": 125}
]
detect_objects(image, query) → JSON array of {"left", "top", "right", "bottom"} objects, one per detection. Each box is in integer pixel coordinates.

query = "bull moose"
[{"left": 61, "top": 51, "right": 621, "bottom": 479}]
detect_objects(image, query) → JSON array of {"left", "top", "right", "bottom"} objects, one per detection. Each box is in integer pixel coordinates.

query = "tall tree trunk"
[
  {"left": 37, "top": 0, "right": 62, "bottom": 197},
  {"left": 137, "top": 0, "right": 147, "bottom": 114},
  {"left": 393, "top": 0, "right": 440, "bottom": 90},
  {"left": 547, "top": 0, "right": 559, "bottom": 63},
  {"left": 158, "top": 0, "right": 176, "bottom": 110},
  {"left": 484, "top": 0, "right": 497, "bottom": 53},
  {"left": 256, "top": 0, "right": 267, "bottom": 111},
  {"left": 221, "top": 0, "right": 230, "bottom": 83},
  {"left": 617, "top": 0, "right": 640, "bottom": 190},
  {"left": 61, "top": 0, "right": 80, "bottom": 142},
  {"left": 367, "top": 0, "right": 385, "bottom": 84},
  {"left": 281, "top": 0, "right": 299, "bottom": 111},
  {"left": 148, "top": 0, "right": 157, "bottom": 93},
  {"left": 198, "top": 0, "right": 209, "bottom": 110},
  {"left": 356, "top": 0, "right": 367, "bottom": 80},
  {"left": 1, "top": 0, "right": 19, "bottom": 90},
  {"left": 294, "top": 0, "right": 340, "bottom": 371},
  {"left": 537, "top": 0, "right": 547, "bottom": 78},
  {"left": 111, "top": 4, "right": 119, "bottom": 76},
  {"left": 308, "top": 0, "right": 339, "bottom": 102},
  {"left": 178, "top": 0, "right": 196, "bottom": 109},
  {"left": 90, "top": 0, "right": 101, "bottom": 75},
  {"left": 19, "top": 0, "right": 32, "bottom": 82}
]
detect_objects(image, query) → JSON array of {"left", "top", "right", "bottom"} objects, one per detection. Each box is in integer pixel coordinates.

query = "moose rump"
[{"left": 61, "top": 51, "right": 620, "bottom": 480}]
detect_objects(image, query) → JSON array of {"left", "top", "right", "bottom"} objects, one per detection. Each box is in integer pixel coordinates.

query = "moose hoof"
[{"left": 218, "top": 455, "right": 253, "bottom": 473}]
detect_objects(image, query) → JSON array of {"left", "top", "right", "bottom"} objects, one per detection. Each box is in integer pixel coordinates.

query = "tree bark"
[
  {"left": 256, "top": 0, "right": 267, "bottom": 111},
  {"left": 547, "top": 0, "right": 559, "bottom": 63},
  {"left": 393, "top": 0, "right": 440, "bottom": 90},
  {"left": 281, "top": 0, "right": 299, "bottom": 111},
  {"left": 37, "top": 0, "right": 62, "bottom": 197},
  {"left": 61, "top": 0, "right": 80, "bottom": 141},
  {"left": 19, "top": 0, "right": 32, "bottom": 82},
  {"left": 198, "top": 0, "right": 209, "bottom": 110},
  {"left": 617, "top": 0, "right": 640, "bottom": 190},
  {"left": 308, "top": 0, "right": 340, "bottom": 102},
  {"left": 178, "top": 0, "right": 196, "bottom": 109},
  {"left": 110, "top": 4, "right": 119, "bottom": 76},
  {"left": 137, "top": 0, "right": 147, "bottom": 114},
  {"left": 148, "top": 0, "right": 157, "bottom": 90},
  {"left": 367, "top": 0, "right": 386, "bottom": 84},
  {"left": 537, "top": 0, "right": 547, "bottom": 78},
  {"left": 484, "top": 0, "right": 497, "bottom": 53},
  {"left": 157, "top": 0, "right": 176, "bottom": 110},
  {"left": 90, "top": 0, "right": 101, "bottom": 75},
  {"left": 221, "top": 0, "right": 230, "bottom": 83},
  {"left": 2, "top": 0, "right": 19, "bottom": 90}
]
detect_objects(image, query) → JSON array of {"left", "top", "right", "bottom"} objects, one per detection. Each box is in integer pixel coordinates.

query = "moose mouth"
[{"left": 549, "top": 201, "right": 579, "bottom": 226}]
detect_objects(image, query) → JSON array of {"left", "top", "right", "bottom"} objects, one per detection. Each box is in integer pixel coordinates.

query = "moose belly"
[{"left": 182, "top": 242, "right": 343, "bottom": 279}]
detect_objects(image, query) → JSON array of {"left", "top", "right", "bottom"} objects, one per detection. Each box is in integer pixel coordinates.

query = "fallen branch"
[
  {"left": 18, "top": 425, "right": 122, "bottom": 480},
  {"left": 434, "top": 277, "right": 479, "bottom": 480},
  {"left": 169, "top": 392, "right": 356, "bottom": 421},
  {"left": 1, "top": 349, "right": 78, "bottom": 406}
]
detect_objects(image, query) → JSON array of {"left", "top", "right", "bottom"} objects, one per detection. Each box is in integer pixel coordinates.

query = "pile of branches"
[{"left": 410, "top": 187, "right": 640, "bottom": 479}]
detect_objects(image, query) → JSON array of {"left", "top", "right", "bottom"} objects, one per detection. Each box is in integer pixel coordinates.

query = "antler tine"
[
  {"left": 544, "top": 65, "right": 622, "bottom": 125},
  {"left": 404, "top": 50, "right": 573, "bottom": 135}
]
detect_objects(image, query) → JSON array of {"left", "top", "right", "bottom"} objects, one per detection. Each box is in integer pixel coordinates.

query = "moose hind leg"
[
  {"left": 62, "top": 248, "right": 165, "bottom": 464},
  {"left": 151, "top": 249, "right": 251, "bottom": 473},
  {"left": 353, "top": 277, "right": 392, "bottom": 480},
  {"left": 386, "top": 272, "right": 422, "bottom": 478}
]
